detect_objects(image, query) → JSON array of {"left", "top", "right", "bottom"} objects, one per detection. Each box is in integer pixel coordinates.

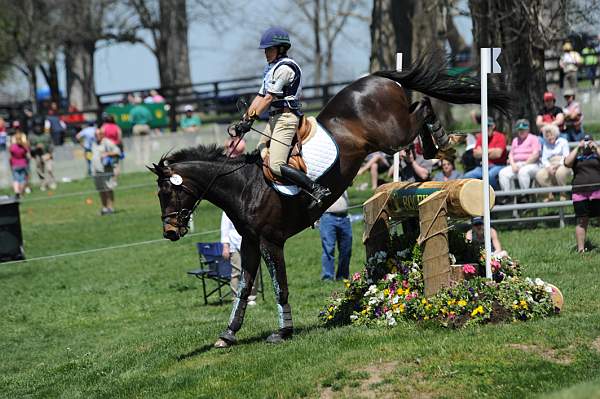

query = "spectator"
[
  {"left": 433, "top": 156, "right": 462, "bottom": 181},
  {"left": 100, "top": 113, "right": 123, "bottom": 183},
  {"left": 221, "top": 212, "right": 258, "bottom": 305},
  {"left": 564, "top": 135, "right": 600, "bottom": 253},
  {"left": 559, "top": 42, "right": 583, "bottom": 90},
  {"left": 150, "top": 89, "right": 165, "bottom": 103},
  {"left": 498, "top": 119, "right": 540, "bottom": 192},
  {"left": 463, "top": 117, "right": 507, "bottom": 190},
  {"left": 357, "top": 152, "right": 391, "bottom": 189},
  {"left": 319, "top": 191, "right": 352, "bottom": 281},
  {"left": 129, "top": 97, "right": 152, "bottom": 165},
  {"left": 0, "top": 117, "right": 7, "bottom": 151},
  {"left": 561, "top": 89, "right": 584, "bottom": 142},
  {"left": 46, "top": 102, "right": 67, "bottom": 146},
  {"left": 398, "top": 138, "right": 433, "bottom": 182},
  {"left": 581, "top": 44, "right": 598, "bottom": 86},
  {"left": 536, "top": 124, "right": 572, "bottom": 202},
  {"left": 29, "top": 118, "right": 56, "bottom": 191},
  {"left": 220, "top": 140, "right": 258, "bottom": 304},
  {"left": 180, "top": 105, "right": 202, "bottom": 133},
  {"left": 9, "top": 124, "right": 30, "bottom": 199},
  {"left": 536, "top": 91, "right": 564, "bottom": 132},
  {"left": 76, "top": 121, "right": 98, "bottom": 176},
  {"left": 91, "top": 127, "right": 121, "bottom": 215},
  {"left": 465, "top": 217, "right": 508, "bottom": 258}
]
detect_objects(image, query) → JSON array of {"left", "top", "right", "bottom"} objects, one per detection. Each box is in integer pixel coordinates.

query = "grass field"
[{"left": 1, "top": 171, "right": 600, "bottom": 399}]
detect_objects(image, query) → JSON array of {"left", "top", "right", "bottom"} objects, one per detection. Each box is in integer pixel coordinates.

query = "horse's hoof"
[
  {"left": 266, "top": 328, "right": 293, "bottom": 344},
  {"left": 214, "top": 338, "right": 232, "bottom": 348}
]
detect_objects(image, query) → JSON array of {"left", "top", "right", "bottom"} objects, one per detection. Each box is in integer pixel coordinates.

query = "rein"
[{"left": 161, "top": 134, "right": 248, "bottom": 230}]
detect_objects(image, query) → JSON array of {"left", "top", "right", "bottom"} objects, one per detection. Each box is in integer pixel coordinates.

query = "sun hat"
[{"left": 515, "top": 119, "right": 529, "bottom": 130}]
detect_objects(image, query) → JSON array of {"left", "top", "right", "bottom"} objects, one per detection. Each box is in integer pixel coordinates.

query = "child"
[{"left": 91, "top": 128, "right": 121, "bottom": 215}]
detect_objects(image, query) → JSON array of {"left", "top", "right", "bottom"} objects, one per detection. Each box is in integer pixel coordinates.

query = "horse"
[{"left": 148, "top": 53, "right": 511, "bottom": 348}]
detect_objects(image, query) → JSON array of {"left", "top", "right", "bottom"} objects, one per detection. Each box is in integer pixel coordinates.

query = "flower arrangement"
[{"left": 320, "top": 232, "right": 557, "bottom": 328}]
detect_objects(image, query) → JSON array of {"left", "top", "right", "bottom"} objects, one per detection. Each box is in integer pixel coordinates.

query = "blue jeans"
[
  {"left": 463, "top": 164, "right": 504, "bottom": 190},
  {"left": 560, "top": 128, "right": 585, "bottom": 142},
  {"left": 319, "top": 212, "right": 352, "bottom": 280}
]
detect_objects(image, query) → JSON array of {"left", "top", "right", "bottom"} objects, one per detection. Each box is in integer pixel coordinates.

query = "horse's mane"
[{"left": 160, "top": 144, "right": 261, "bottom": 166}]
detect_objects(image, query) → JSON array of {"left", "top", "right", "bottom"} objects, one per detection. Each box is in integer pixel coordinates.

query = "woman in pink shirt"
[
  {"left": 9, "top": 129, "right": 30, "bottom": 198},
  {"left": 100, "top": 113, "right": 123, "bottom": 181},
  {"left": 498, "top": 119, "right": 541, "bottom": 192}
]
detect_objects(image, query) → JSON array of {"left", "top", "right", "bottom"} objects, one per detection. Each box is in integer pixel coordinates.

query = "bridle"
[{"left": 159, "top": 134, "right": 248, "bottom": 235}]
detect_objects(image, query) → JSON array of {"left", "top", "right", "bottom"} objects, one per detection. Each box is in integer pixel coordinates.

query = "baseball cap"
[
  {"left": 543, "top": 91, "right": 555, "bottom": 101},
  {"left": 487, "top": 116, "right": 495, "bottom": 126},
  {"left": 471, "top": 217, "right": 483, "bottom": 225},
  {"left": 184, "top": 104, "right": 194, "bottom": 112},
  {"left": 515, "top": 119, "right": 529, "bottom": 130}
]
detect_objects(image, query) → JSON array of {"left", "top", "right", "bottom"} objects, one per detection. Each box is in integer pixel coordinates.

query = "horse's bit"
[{"left": 160, "top": 174, "right": 199, "bottom": 234}]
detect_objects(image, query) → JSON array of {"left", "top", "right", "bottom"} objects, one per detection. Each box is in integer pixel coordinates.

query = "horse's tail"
[{"left": 373, "top": 52, "right": 512, "bottom": 116}]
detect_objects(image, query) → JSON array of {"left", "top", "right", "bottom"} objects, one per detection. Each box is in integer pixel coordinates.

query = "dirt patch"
[
  {"left": 507, "top": 343, "right": 573, "bottom": 365},
  {"left": 590, "top": 337, "right": 600, "bottom": 354},
  {"left": 320, "top": 361, "right": 396, "bottom": 399}
]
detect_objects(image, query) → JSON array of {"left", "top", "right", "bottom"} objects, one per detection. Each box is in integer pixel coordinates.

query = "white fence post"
[{"left": 393, "top": 53, "right": 403, "bottom": 182}]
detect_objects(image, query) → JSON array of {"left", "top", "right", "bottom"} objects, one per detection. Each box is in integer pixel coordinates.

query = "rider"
[{"left": 233, "top": 27, "right": 330, "bottom": 209}]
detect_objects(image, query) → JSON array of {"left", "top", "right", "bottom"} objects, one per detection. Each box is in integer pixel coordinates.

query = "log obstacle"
[{"left": 363, "top": 179, "right": 495, "bottom": 297}]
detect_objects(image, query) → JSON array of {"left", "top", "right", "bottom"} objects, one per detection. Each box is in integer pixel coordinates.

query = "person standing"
[
  {"left": 29, "top": 119, "right": 56, "bottom": 191},
  {"left": 129, "top": 97, "right": 153, "bottom": 165},
  {"left": 180, "top": 105, "right": 202, "bottom": 133},
  {"left": 76, "top": 121, "right": 98, "bottom": 176},
  {"left": 9, "top": 125, "right": 30, "bottom": 199},
  {"left": 0, "top": 117, "right": 7, "bottom": 152},
  {"left": 46, "top": 102, "right": 67, "bottom": 146},
  {"left": 582, "top": 44, "right": 598, "bottom": 86},
  {"left": 564, "top": 135, "right": 600, "bottom": 253},
  {"left": 100, "top": 113, "right": 123, "bottom": 184},
  {"left": 319, "top": 191, "right": 352, "bottom": 281},
  {"left": 91, "top": 128, "right": 121, "bottom": 215},
  {"left": 559, "top": 42, "right": 583, "bottom": 90},
  {"left": 561, "top": 89, "right": 584, "bottom": 142}
]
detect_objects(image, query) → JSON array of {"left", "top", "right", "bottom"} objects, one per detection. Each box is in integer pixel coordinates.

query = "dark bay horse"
[{"left": 149, "top": 54, "right": 510, "bottom": 348}]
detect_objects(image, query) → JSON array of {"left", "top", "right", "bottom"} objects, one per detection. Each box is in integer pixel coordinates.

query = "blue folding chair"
[{"left": 187, "top": 242, "right": 265, "bottom": 305}]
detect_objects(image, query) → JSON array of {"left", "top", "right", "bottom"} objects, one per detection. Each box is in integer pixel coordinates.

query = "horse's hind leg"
[
  {"left": 215, "top": 238, "right": 260, "bottom": 348},
  {"left": 410, "top": 97, "right": 452, "bottom": 159},
  {"left": 260, "top": 239, "right": 293, "bottom": 343}
]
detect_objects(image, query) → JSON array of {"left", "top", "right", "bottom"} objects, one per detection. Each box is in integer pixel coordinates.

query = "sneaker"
[
  {"left": 247, "top": 300, "right": 257, "bottom": 306},
  {"left": 49, "top": 183, "right": 57, "bottom": 190},
  {"left": 40, "top": 185, "right": 47, "bottom": 192},
  {"left": 100, "top": 207, "right": 110, "bottom": 215},
  {"left": 24, "top": 187, "right": 31, "bottom": 194}
]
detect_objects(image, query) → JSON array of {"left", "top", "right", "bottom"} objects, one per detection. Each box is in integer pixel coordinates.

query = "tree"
[
  {"left": 369, "top": 0, "right": 414, "bottom": 71},
  {"left": 292, "top": 0, "right": 369, "bottom": 84},
  {"left": 468, "top": 0, "right": 567, "bottom": 130}
]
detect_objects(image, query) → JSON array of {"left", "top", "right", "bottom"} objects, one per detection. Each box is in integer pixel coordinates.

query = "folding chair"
[{"left": 187, "top": 242, "right": 265, "bottom": 305}]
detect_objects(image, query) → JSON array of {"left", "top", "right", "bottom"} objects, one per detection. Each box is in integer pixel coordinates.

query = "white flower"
[
  {"left": 392, "top": 295, "right": 400, "bottom": 304},
  {"left": 350, "top": 314, "right": 358, "bottom": 321},
  {"left": 544, "top": 285, "right": 553, "bottom": 293},
  {"left": 534, "top": 278, "right": 545, "bottom": 286},
  {"left": 366, "top": 284, "right": 378, "bottom": 296},
  {"left": 387, "top": 273, "right": 397, "bottom": 280}
]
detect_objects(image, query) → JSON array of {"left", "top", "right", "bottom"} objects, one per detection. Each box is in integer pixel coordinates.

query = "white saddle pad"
[{"left": 272, "top": 121, "right": 339, "bottom": 196}]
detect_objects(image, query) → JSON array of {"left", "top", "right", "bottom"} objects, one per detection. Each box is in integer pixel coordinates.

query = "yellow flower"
[
  {"left": 328, "top": 306, "right": 334, "bottom": 312},
  {"left": 421, "top": 299, "right": 427, "bottom": 305},
  {"left": 458, "top": 300, "right": 467, "bottom": 307},
  {"left": 344, "top": 281, "right": 350, "bottom": 288},
  {"left": 447, "top": 299, "right": 456, "bottom": 306},
  {"left": 384, "top": 289, "right": 390, "bottom": 297},
  {"left": 399, "top": 303, "right": 405, "bottom": 313},
  {"left": 424, "top": 316, "right": 429, "bottom": 320},
  {"left": 425, "top": 304, "right": 432, "bottom": 310},
  {"left": 471, "top": 305, "right": 484, "bottom": 317},
  {"left": 397, "top": 287, "right": 404, "bottom": 296},
  {"left": 327, "top": 315, "right": 333, "bottom": 320},
  {"left": 519, "top": 300, "right": 528, "bottom": 309}
]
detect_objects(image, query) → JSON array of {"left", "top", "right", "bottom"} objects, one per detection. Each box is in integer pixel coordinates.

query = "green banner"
[
  {"left": 388, "top": 187, "right": 440, "bottom": 214},
  {"left": 104, "top": 103, "right": 169, "bottom": 132}
]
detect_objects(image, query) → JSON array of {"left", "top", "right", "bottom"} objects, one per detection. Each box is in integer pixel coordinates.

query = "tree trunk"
[
  {"left": 157, "top": 0, "right": 192, "bottom": 90},
  {"left": 313, "top": 0, "right": 322, "bottom": 85},
  {"left": 26, "top": 63, "right": 38, "bottom": 113},
  {"left": 469, "top": 0, "right": 550, "bottom": 132},
  {"left": 369, "top": 0, "right": 414, "bottom": 72},
  {"left": 39, "top": 55, "right": 61, "bottom": 106},
  {"left": 65, "top": 41, "right": 98, "bottom": 110}
]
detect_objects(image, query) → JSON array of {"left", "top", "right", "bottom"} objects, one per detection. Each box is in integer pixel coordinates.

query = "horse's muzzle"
[{"left": 163, "top": 223, "right": 181, "bottom": 241}]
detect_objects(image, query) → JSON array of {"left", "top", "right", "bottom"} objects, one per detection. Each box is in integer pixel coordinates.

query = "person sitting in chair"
[{"left": 231, "top": 27, "right": 330, "bottom": 209}]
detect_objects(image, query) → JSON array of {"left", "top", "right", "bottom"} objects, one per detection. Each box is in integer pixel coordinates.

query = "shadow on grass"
[{"left": 176, "top": 323, "right": 326, "bottom": 361}]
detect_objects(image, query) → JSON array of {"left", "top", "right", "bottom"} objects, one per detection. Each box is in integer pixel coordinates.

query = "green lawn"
[{"left": 1, "top": 172, "right": 600, "bottom": 398}]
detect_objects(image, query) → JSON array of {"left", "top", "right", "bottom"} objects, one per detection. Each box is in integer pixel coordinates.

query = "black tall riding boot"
[{"left": 279, "top": 165, "right": 331, "bottom": 209}]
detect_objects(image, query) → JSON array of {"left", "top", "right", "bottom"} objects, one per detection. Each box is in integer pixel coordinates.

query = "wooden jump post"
[{"left": 363, "top": 179, "right": 495, "bottom": 297}]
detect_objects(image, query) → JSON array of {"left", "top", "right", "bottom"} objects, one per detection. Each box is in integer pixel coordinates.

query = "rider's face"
[{"left": 265, "top": 47, "right": 278, "bottom": 63}]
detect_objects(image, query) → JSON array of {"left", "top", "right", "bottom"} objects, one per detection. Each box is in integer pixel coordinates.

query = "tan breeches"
[{"left": 257, "top": 112, "right": 299, "bottom": 176}]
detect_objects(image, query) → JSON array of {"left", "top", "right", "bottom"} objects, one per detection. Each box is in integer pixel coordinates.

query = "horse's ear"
[{"left": 146, "top": 164, "right": 158, "bottom": 175}]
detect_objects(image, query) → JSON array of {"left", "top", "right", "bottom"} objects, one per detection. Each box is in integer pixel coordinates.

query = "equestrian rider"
[{"left": 233, "top": 27, "right": 330, "bottom": 209}]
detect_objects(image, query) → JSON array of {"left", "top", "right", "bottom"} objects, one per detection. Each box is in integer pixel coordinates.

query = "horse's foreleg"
[
  {"left": 215, "top": 238, "right": 260, "bottom": 348},
  {"left": 260, "top": 239, "right": 293, "bottom": 343}
]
